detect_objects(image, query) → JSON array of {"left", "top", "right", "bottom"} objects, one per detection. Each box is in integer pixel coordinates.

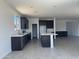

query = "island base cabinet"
[{"left": 41, "top": 35, "right": 50, "bottom": 47}]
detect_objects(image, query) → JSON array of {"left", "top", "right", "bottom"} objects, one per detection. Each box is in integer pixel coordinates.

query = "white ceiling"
[{"left": 5, "top": 0, "right": 79, "bottom": 18}]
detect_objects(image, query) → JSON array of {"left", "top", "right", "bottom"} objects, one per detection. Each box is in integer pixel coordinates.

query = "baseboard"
[{"left": 0, "top": 50, "right": 11, "bottom": 59}]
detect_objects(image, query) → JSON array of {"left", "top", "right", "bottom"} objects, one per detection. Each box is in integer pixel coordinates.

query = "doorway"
[{"left": 32, "top": 24, "right": 37, "bottom": 39}]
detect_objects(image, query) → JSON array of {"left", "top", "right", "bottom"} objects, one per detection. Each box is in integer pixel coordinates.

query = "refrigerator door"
[{"left": 40, "top": 25, "right": 46, "bottom": 34}]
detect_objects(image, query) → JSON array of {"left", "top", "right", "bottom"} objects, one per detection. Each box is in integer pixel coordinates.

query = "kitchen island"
[{"left": 41, "top": 33, "right": 57, "bottom": 48}]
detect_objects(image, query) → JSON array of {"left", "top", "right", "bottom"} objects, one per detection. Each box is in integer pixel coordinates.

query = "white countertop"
[
  {"left": 41, "top": 33, "right": 57, "bottom": 36},
  {"left": 11, "top": 32, "right": 31, "bottom": 37}
]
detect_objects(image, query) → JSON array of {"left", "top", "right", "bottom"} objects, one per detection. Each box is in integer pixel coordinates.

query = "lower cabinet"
[
  {"left": 11, "top": 33, "right": 31, "bottom": 51},
  {"left": 41, "top": 35, "right": 50, "bottom": 47},
  {"left": 52, "top": 31, "right": 68, "bottom": 37},
  {"left": 56, "top": 31, "right": 68, "bottom": 37}
]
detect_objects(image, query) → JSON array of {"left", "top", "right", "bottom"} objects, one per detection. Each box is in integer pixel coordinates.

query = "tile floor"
[{"left": 3, "top": 36, "right": 79, "bottom": 59}]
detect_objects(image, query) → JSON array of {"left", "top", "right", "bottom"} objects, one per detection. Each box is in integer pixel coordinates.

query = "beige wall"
[
  {"left": 56, "top": 20, "right": 67, "bottom": 31},
  {"left": 66, "top": 20, "right": 79, "bottom": 36},
  {"left": 0, "top": 0, "right": 20, "bottom": 59},
  {"left": 27, "top": 17, "right": 39, "bottom": 39}
]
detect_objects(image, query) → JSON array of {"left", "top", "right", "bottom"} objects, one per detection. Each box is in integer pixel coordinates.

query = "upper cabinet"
[
  {"left": 20, "top": 17, "right": 29, "bottom": 29},
  {"left": 39, "top": 20, "right": 47, "bottom": 25},
  {"left": 46, "top": 20, "right": 53, "bottom": 28},
  {"left": 39, "top": 20, "right": 54, "bottom": 28},
  {"left": 13, "top": 16, "right": 29, "bottom": 31}
]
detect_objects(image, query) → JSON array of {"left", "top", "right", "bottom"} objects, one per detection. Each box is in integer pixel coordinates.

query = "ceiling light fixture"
[{"left": 16, "top": 7, "right": 33, "bottom": 15}]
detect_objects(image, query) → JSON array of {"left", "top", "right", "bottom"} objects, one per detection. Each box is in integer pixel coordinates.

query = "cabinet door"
[
  {"left": 22, "top": 36, "right": 26, "bottom": 47},
  {"left": 39, "top": 20, "right": 46, "bottom": 25},
  {"left": 26, "top": 18, "right": 29, "bottom": 29},
  {"left": 47, "top": 21, "right": 53, "bottom": 28},
  {"left": 11, "top": 37, "right": 22, "bottom": 50},
  {"left": 21, "top": 17, "right": 29, "bottom": 29},
  {"left": 21, "top": 17, "right": 25, "bottom": 29},
  {"left": 41, "top": 35, "right": 50, "bottom": 47}
]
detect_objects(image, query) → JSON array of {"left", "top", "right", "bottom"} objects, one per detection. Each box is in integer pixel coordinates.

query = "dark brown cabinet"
[
  {"left": 11, "top": 33, "right": 31, "bottom": 51},
  {"left": 41, "top": 35, "right": 50, "bottom": 47},
  {"left": 46, "top": 21, "right": 53, "bottom": 28},
  {"left": 51, "top": 31, "right": 68, "bottom": 37},
  {"left": 39, "top": 20, "right": 53, "bottom": 28},
  {"left": 39, "top": 20, "right": 46, "bottom": 25},
  {"left": 21, "top": 17, "right": 29, "bottom": 29}
]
